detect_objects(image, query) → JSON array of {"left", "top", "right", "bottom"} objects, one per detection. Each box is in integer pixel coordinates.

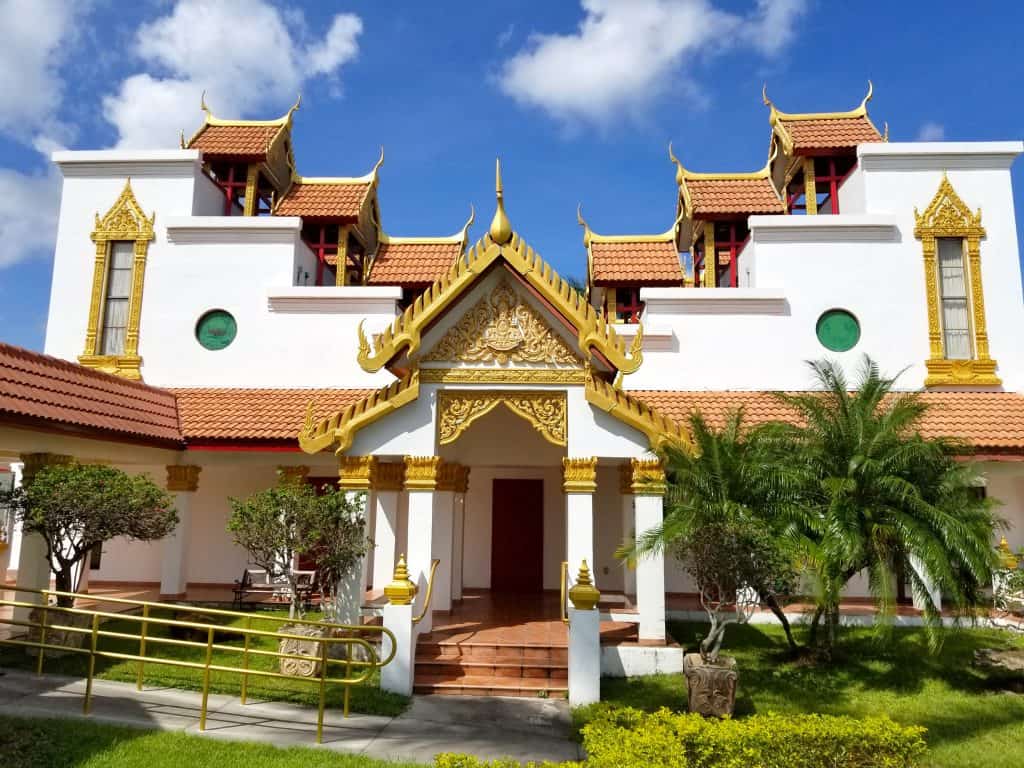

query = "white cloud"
[
  {"left": 916, "top": 121, "right": 946, "bottom": 142},
  {"left": 0, "top": 0, "right": 83, "bottom": 146},
  {"left": 497, "top": 0, "right": 807, "bottom": 124},
  {"left": 0, "top": 166, "right": 61, "bottom": 268},
  {"left": 104, "top": 0, "right": 363, "bottom": 148}
]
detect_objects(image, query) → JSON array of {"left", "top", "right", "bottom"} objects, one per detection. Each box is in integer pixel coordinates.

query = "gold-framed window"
[
  {"left": 78, "top": 180, "right": 155, "bottom": 380},
  {"left": 913, "top": 175, "right": 999, "bottom": 387}
]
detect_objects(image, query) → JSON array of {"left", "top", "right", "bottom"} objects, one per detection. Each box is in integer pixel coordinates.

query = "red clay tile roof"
[
  {"left": 187, "top": 124, "right": 282, "bottom": 159},
  {"left": 631, "top": 390, "right": 1024, "bottom": 453},
  {"left": 172, "top": 388, "right": 370, "bottom": 441},
  {"left": 0, "top": 343, "right": 181, "bottom": 444},
  {"left": 777, "top": 115, "right": 882, "bottom": 151},
  {"left": 685, "top": 177, "right": 785, "bottom": 216},
  {"left": 367, "top": 241, "right": 464, "bottom": 286},
  {"left": 274, "top": 180, "right": 371, "bottom": 219},
  {"left": 590, "top": 240, "right": 683, "bottom": 285}
]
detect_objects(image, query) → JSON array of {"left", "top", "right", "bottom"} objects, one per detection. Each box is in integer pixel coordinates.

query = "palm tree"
[
  {"left": 632, "top": 410, "right": 805, "bottom": 653},
  {"left": 774, "top": 356, "right": 1002, "bottom": 655}
]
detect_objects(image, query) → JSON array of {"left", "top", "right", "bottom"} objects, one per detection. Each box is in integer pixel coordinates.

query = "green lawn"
[
  {"left": 581, "top": 621, "right": 1024, "bottom": 768},
  {"left": 0, "top": 608, "right": 408, "bottom": 718},
  {"left": 0, "top": 715, "right": 419, "bottom": 768}
]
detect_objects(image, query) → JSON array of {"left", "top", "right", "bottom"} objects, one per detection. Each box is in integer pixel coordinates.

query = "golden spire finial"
[
  {"left": 384, "top": 554, "right": 418, "bottom": 605},
  {"left": 489, "top": 158, "right": 512, "bottom": 245},
  {"left": 576, "top": 204, "right": 592, "bottom": 246},
  {"left": 568, "top": 559, "right": 601, "bottom": 610}
]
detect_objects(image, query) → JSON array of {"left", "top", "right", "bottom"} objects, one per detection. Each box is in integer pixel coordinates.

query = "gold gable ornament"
[
  {"left": 437, "top": 390, "right": 568, "bottom": 447},
  {"left": 423, "top": 279, "right": 582, "bottom": 367}
]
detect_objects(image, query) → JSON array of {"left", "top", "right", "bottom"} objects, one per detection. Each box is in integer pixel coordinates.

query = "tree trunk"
[
  {"left": 808, "top": 605, "right": 824, "bottom": 648},
  {"left": 54, "top": 567, "right": 75, "bottom": 608},
  {"left": 763, "top": 593, "right": 798, "bottom": 653}
]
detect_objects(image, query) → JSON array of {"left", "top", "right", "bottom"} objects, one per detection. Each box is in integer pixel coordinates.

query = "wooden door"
[{"left": 490, "top": 479, "right": 544, "bottom": 592}]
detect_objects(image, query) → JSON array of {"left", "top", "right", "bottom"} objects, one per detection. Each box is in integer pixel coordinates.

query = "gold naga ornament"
[{"left": 437, "top": 390, "right": 568, "bottom": 446}]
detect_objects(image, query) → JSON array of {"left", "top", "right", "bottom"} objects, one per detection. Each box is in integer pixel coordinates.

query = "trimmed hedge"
[{"left": 434, "top": 707, "right": 927, "bottom": 768}]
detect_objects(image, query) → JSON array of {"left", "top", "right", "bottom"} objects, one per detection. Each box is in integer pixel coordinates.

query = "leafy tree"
[
  {"left": 631, "top": 410, "right": 805, "bottom": 652},
  {"left": 677, "top": 521, "right": 798, "bottom": 663},
  {"left": 0, "top": 463, "right": 177, "bottom": 607},
  {"left": 227, "top": 477, "right": 368, "bottom": 619},
  {"left": 773, "top": 356, "right": 1002, "bottom": 655},
  {"left": 303, "top": 489, "right": 370, "bottom": 624}
]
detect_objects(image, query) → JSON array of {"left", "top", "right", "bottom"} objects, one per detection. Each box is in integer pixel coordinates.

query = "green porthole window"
[
  {"left": 196, "top": 310, "right": 237, "bottom": 350},
  {"left": 816, "top": 309, "right": 860, "bottom": 352}
]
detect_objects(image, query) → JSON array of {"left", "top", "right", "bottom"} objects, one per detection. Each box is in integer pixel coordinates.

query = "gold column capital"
[
  {"left": 624, "top": 458, "right": 667, "bottom": 496},
  {"left": 403, "top": 456, "right": 442, "bottom": 491},
  {"left": 339, "top": 455, "right": 378, "bottom": 491},
  {"left": 373, "top": 462, "right": 405, "bottom": 492},
  {"left": 277, "top": 465, "right": 310, "bottom": 486},
  {"left": 20, "top": 453, "right": 73, "bottom": 484},
  {"left": 166, "top": 464, "right": 201, "bottom": 492},
  {"left": 568, "top": 560, "right": 601, "bottom": 610},
  {"left": 454, "top": 465, "right": 471, "bottom": 494},
  {"left": 562, "top": 456, "right": 598, "bottom": 494},
  {"left": 435, "top": 462, "right": 462, "bottom": 492}
]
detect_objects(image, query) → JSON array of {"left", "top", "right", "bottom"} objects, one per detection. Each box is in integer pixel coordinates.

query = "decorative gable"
[{"left": 423, "top": 279, "right": 583, "bottom": 367}]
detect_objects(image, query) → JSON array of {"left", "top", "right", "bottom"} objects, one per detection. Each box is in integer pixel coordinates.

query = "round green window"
[
  {"left": 816, "top": 309, "right": 860, "bottom": 352},
  {"left": 196, "top": 310, "right": 237, "bottom": 350}
]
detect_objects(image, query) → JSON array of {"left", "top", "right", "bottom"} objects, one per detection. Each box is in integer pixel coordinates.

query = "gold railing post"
[
  {"left": 240, "top": 615, "right": 252, "bottom": 704},
  {"left": 136, "top": 603, "right": 149, "bottom": 690},
  {"left": 343, "top": 649, "right": 352, "bottom": 719},
  {"left": 35, "top": 604, "right": 49, "bottom": 676},
  {"left": 84, "top": 613, "right": 100, "bottom": 714},
  {"left": 316, "top": 636, "right": 329, "bottom": 744},
  {"left": 199, "top": 626, "right": 214, "bottom": 731}
]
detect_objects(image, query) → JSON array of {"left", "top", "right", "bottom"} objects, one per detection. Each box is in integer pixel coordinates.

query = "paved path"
[{"left": 0, "top": 669, "right": 581, "bottom": 764}]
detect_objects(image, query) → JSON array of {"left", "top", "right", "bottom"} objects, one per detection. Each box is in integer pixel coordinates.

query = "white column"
[
  {"left": 564, "top": 457, "right": 597, "bottom": 587},
  {"left": 568, "top": 606, "right": 601, "bottom": 706},
  {"left": 381, "top": 601, "right": 415, "bottom": 695},
  {"left": 629, "top": 459, "right": 667, "bottom": 642},
  {"left": 371, "top": 485, "right": 400, "bottom": 591},
  {"left": 635, "top": 495, "right": 666, "bottom": 641},
  {"left": 161, "top": 465, "right": 200, "bottom": 598},
  {"left": 5, "top": 462, "right": 24, "bottom": 578},
  {"left": 451, "top": 482, "right": 467, "bottom": 602},
  {"left": 13, "top": 454, "right": 70, "bottom": 623},
  {"left": 621, "top": 490, "right": 636, "bottom": 600},
  {"left": 337, "top": 458, "right": 378, "bottom": 625},
  {"left": 909, "top": 554, "right": 942, "bottom": 612},
  {"left": 431, "top": 488, "right": 454, "bottom": 613},
  {"left": 404, "top": 456, "right": 440, "bottom": 634}
]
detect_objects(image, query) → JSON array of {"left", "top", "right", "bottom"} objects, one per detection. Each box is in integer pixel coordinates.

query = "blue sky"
[{"left": 1, "top": 0, "right": 1023, "bottom": 351}]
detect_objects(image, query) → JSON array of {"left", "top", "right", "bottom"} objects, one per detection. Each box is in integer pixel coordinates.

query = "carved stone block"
[{"left": 683, "top": 652, "right": 738, "bottom": 718}]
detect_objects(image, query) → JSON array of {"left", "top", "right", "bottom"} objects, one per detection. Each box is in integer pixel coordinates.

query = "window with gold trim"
[
  {"left": 913, "top": 175, "right": 999, "bottom": 387},
  {"left": 79, "top": 180, "right": 155, "bottom": 380}
]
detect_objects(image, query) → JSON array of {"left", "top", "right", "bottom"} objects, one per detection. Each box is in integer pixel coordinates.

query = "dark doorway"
[{"left": 490, "top": 479, "right": 544, "bottom": 592}]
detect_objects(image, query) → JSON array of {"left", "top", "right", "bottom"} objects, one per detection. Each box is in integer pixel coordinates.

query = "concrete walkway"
[{"left": 0, "top": 669, "right": 581, "bottom": 764}]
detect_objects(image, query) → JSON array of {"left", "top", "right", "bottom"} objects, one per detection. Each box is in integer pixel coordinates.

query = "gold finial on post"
[
  {"left": 489, "top": 158, "right": 512, "bottom": 245},
  {"left": 568, "top": 559, "right": 601, "bottom": 611},
  {"left": 384, "top": 554, "right": 418, "bottom": 605}
]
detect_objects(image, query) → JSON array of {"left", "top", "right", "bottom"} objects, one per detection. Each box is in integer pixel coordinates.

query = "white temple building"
[{"left": 2, "top": 85, "right": 1024, "bottom": 696}]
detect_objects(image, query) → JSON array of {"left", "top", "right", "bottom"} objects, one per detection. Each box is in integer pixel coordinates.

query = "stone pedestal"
[
  {"left": 683, "top": 653, "right": 738, "bottom": 718},
  {"left": 568, "top": 606, "right": 601, "bottom": 706},
  {"left": 381, "top": 602, "right": 414, "bottom": 695}
]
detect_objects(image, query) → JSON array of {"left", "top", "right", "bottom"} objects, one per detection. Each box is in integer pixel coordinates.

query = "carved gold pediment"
[
  {"left": 92, "top": 179, "right": 156, "bottom": 243},
  {"left": 437, "top": 390, "right": 567, "bottom": 446},
  {"left": 423, "top": 279, "right": 583, "bottom": 367}
]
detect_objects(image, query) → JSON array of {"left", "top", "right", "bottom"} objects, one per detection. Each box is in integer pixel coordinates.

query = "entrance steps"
[{"left": 413, "top": 634, "right": 569, "bottom": 698}]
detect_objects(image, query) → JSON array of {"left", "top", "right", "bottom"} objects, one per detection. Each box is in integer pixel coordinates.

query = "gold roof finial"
[
  {"left": 761, "top": 82, "right": 772, "bottom": 107},
  {"left": 288, "top": 93, "right": 302, "bottom": 119},
  {"left": 458, "top": 204, "right": 476, "bottom": 245},
  {"left": 200, "top": 90, "right": 211, "bottom": 116},
  {"left": 489, "top": 158, "right": 512, "bottom": 245},
  {"left": 861, "top": 79, "right": 874, "bottom": 109},
  {"left": 668, "top": 141, "right": 685, "bottom": 186}
]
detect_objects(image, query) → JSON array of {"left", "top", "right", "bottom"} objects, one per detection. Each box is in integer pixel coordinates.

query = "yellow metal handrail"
[
  {"left": 560, "top": 561, "right": 570, "bottom": 625},
  {"left": 0, "top": 585, "right": 397, "bottom": 743},
  {"left": 412, "top": 558, "right": 441, "bottom": 625}
]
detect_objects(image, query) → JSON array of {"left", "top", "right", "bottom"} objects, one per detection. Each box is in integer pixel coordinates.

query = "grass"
[
  {"left": 0, "top": 714, "right": 421, "bottom": 768},
  {"left": 578, "top": 620, "right": 1024, "bottom": 768},
  {"left": 0, "top": 607, "right": 408, "bottom": 718}
]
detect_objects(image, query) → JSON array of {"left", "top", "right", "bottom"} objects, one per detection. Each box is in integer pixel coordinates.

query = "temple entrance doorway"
[{"left": 490, "top": 478, "right": 544, "bottom": 593}]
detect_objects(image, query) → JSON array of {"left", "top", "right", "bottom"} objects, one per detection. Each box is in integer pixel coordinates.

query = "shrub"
[
  {"left": 433, "top": 756, "right": 579, "bottom": 768},
  {"left": 581, "top": 707, "right": 927, "bottom": 768}
]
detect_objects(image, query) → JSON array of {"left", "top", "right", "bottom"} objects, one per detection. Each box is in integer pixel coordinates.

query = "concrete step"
[
  {"left": 413, "top": 673, "right": 568, "bottom": 699},
  {"left": 416, "top": 656, "right": 568, "bottom": 681},
  {"left": 416, "top": 641, "right": 568, "bottom": 665}
]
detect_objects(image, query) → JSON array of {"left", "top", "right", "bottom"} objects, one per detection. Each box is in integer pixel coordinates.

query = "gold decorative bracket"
[{"left": 437, "top": 390, "right": 567, "bottom": 447}]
